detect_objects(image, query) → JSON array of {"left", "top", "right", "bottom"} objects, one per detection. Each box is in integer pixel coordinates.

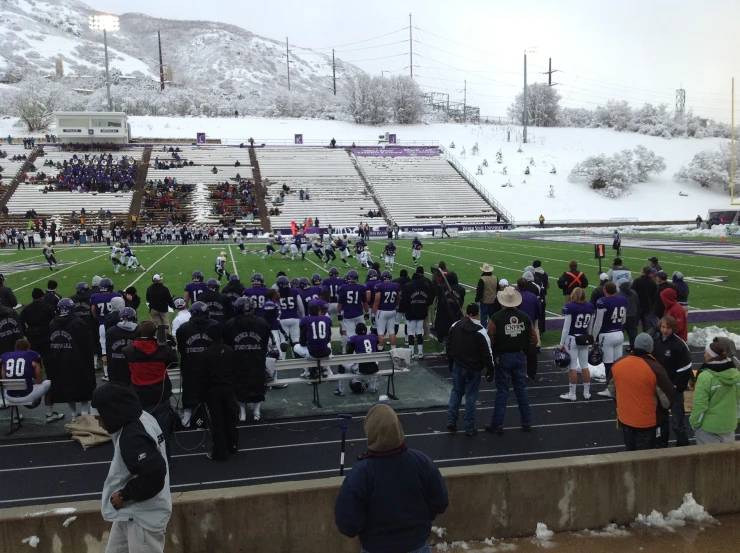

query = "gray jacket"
[{"left": 618, "top": 281, "right": 639, "bottom": 318}]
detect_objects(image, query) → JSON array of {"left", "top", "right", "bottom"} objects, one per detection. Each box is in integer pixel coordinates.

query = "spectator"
[
  {"left": 672, "top": 271, "right": 690, "bottom": 314},
  {"left": 590, "top": 273, "right": 609, "bottom": 307},
  {"left": 618, "top": 281, "right": 640, "bottom": 350},
  {"left": 556, "top": 260, "right": 589, "bottom": 296},
  {"left": 200, "top": 324, "right": 239, "bottom": 461},
  {"left": 445, "top": 303, "right": 495, "bottom": 436},
  {"left": 632, "top": 266, "right": 658, "bottom": 333},
  {"left": 689, "top": 341, "right": 740, "bottom": 444},
  {"left": 92, "top": 384, "right": 171, "bottom": 553},
  {"left": 659, "top": 287, "right": 687, "bottom": 341},
  {"left": 485, "top": 286, "right": 537, "bottom": 434},
  {"left": 0, "top": 274, "right": 18, "bottom": 308},
  {"left": 648, "top": 257, "right": 662, "bottom": 272},
  {"left": 652, "top": 316, "right": 693, "bottom": 447},
  {"left": 106, "top": 308, "right": 140, "bottom": 385},
  {"left": 124, "top": 286, "right": 141, "bottom": 311},
  {"left": 608, "top": 333, "right": 674, "bottom": 451},
  {"left": 335, "top": 404, "right": 449, "bottom": 553},
  {"left": 654, "top": 271, "right": 674, "bottom": 321},
  {"left": 146, "top": 275, "right": 175, "bottom": 331},
  {"left": 123, "top": 321, "right": 178, "bottom": 458},
  {"left": 44, "top": 280, "right": 61, "bottom": 309},
  {"left": 474, "top": 263, "right": 498, "bottom": 330},
  {"left": 433, "top": 272, "right": 465, "bottom": 350},
  {"left": 517, "top": 277, "right": 541, "bottom": 380},
  {"left": 607, "top": 257, "right": 632, "bottom": 286}
]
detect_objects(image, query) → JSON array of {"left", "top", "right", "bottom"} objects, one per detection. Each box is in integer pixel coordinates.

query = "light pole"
[
  {"left": 88, "top": 14, "right": 119, "bottom": 112},
  {"left": 523, "top": 47, "right": 537, "bottom": 144}
]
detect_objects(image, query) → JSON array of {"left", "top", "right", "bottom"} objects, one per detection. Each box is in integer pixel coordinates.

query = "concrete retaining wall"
[{"left": 2, "top": 443, "right": 738, "bottom": 552}]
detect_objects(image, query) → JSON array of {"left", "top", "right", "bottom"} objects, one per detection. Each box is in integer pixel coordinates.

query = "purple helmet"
[
  {"left": 311, "top": 273, "right": 322, "bottom": 285},
  {"left": 56, "top": 298, "right": 75, "bottom": 317},
  {"left": 289, "top": 277, "right": 300, "bottom": 289},
  {"left": 345, "top": 270, "right": 359, "bottom": 283},
  {"left": 553, "top": 349, "right": 571, "bottom": 368},
  {"left": 99, "top": 278, "right": 114, "bottom": 292},
  {"left": 228, "top": 274, "right": 240, "bottom": 283},
  {"left": 367, "top": 269, "right": 378, "bottom": 281},
  {"left": 234, "top": 296, "right": 254, "bottom": 314},
  {"left": 277, "top": 276, "right": 290, "bottom": 289},
  {"left": 206, "top": 278, "right": 220, "bottom": 291},
  {"left": 381, "top": 270, "right": 392, "bottom": 282},
  {"left": 189, "top": 301, "right": 209, "bottom": 317},
  {"left": 299, "top": 277, "right": 310, "bottom": 289},
  {"left": 251, "top": 273, "right": 264, "bottom": 285},
  {"left": 329, "top": 267, "right": 339, "bottom": 278},
  {"left": 119, "top": 307, "right": 138, "bottom": 324},
  {"left": 192, "top": 270, "right": 204, "bottom": 283},
  {"left": 76, "top": 282, "right": 89, "bottom": 293}
]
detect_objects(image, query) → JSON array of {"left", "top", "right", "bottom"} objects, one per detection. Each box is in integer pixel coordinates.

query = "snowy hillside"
[
  {"left": 0, "top": 0, "right": 362, "bottom": 94},
  {"left": 0, "top": 115, "right": 731, "bottom": 222}
]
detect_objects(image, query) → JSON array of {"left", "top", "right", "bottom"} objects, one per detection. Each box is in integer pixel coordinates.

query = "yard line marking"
[
  {"left": 13, "top": 252, "right": 110, "bottom": 291},
  {"left": 227, "top": 244, "right": 238, "bottom": 275},
  {"left": 126, "top": 246, "right": 179, "bottom": 289},
  {"left": 304, "top": 255, "right": 329, "bottom": 274}
]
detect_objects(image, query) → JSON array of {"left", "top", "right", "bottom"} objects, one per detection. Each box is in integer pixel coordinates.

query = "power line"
[
  {"left": 338, "top": 52, "right": 408, "bottom": 63},
  {"left": 293, "top": 27, "right": 408, "bottom": 51},
  {"left": 334, "top": 40, "right": 407, "bottom": 54},
  {"left": 414, "top": 54, "right": 518, "bottom": 88}
]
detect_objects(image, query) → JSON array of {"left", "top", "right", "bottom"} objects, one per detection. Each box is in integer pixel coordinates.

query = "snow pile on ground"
[
  {"left": 432, "top": 526, "right": 447, "bottom": 538},
  {"left": 687, "top": 326, "right": 740, "bottom": 348},
  {"left": 533, "top": 522, "right": 555, "bottom": 547},
  {"left": 588, "top": 362, "right": 606, "bottom": 380},
  {"left": 583, "top": 523, "right": 631, "bottom": 537},
  {"left": 62, "top": 516, "right": 77, "bottom": 527},
  {"left": 632, "top": 493, "right": 716, "bottom": 532},
  {"left": 21, "top": 536, "right": 40, "bottom": 548},
  {"left": 509, "top": 223, "right": 738, "bottom": 237}
]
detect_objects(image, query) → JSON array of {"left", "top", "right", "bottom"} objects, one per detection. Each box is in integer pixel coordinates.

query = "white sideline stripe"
[
  {"left": 13, "top": 252, "right": 110, "bottom": 291},
  {"left": 125, "top": 246, "right": 179, "bottom": 289},
  {"left": 227, "top": 244, "right": 237, "bottom": 275},
  {"left": 0, "top": 418, "right": 619, "bottom": 472}
]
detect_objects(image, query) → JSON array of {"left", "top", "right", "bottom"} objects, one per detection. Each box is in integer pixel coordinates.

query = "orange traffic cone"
[{"left": 721, "top": 235, "right": 726, "bottom": 242}]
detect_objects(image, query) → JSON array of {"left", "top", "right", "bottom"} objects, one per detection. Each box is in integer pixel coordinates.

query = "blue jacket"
[
  {"left": 335, "top": 446, "right": 449, "bottom": 553},
  {"left": 518, "top": 289, "right": 541, "bottom": 323}
]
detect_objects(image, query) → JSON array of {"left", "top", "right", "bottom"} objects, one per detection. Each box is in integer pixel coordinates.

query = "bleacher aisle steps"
[
  {"left": 248, "top": 147, "right": 271, "bottom": 232},
  {"left": 128, "top": 146, "right": 152, "bottom": 225}
]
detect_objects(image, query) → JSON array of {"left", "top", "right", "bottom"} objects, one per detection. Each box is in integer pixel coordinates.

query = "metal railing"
[
  {"left": 219, "top": 139, "right": 439, "bottom": 147},
  {"left": 438, "top": 145, "right": 515, "bottom": 225}
]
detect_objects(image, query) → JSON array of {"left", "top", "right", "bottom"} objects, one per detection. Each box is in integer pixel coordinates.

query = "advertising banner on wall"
[
  {"left": 353, "top": 146, "right": 440, "bottom": 157},
  {"left": 294, "top": 134, "right": 303, "bottom": 144},
  {"left": 196, "top": 133, "right": 206, "bottom": 144}
]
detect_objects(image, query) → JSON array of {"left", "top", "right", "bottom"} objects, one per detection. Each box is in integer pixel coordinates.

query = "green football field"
[{"left": 3, "top": 235, "right": 738, "bottom": 348}]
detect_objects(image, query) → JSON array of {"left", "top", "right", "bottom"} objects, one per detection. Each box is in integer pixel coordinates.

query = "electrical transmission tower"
[{"left": 676, "top": 88, "right": 686, "bottom": 121}]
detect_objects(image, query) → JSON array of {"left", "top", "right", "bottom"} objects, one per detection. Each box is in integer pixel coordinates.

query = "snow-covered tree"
[
  {"left": 569, "top": 146, "right": 665, "bottom": 198},
  {"left": 592, "top": 100, "right": 633, "bottom": 131},
  {"left": 674, "top": 142, "right": 739, "bottom": 190},
  {"left": 387, "top": 75, "right": 424, "bottom": 124},
  {"left": 559, "top": 107, "right": 593, "bottom": 127},
  {"left": 55, "top": 57, "right": 64, "bottom": 77},
  {"left": 9, "top": 77, "right": 65, "bottom": 131},
  {"left": 507, "top": 83, "right": 561, "bottom": 127}
]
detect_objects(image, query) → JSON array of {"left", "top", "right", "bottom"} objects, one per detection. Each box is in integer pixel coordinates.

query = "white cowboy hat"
[
  {"left": 498, "top": 286, "right": 522, "bottom": 308},
  {"left": 480, "top": 263, "right": 494, "bottom": 272}
]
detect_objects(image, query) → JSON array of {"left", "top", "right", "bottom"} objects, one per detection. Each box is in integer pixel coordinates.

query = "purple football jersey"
[
  {"left": 263, "top": 300, "right": 282, "bottom": 331},
  {"left": 562, "top": 301, "right": 595, "bottom": 336},
  {"left": 300, "top": 315, "right": 332, "bottom": 351},
  {"left": 3, "top": 350, "right": 41, "bottom": 397},
  {"left": 338, "top": 283, "right": 367, "bottom": 319},
  {"left": 90, "top": 292, "right": 123, "bottom": 324},
  {"left": 184, "top": 282, "right": 208, "bottom": 303},
  {"left": 279, "top": 289, "right": 302, "bottom": 319},
  {"left": 322, "top": 278, "right": 344, "bottom": 303},
  {"left": 242, "top": 285, "right": 270, "bottom": 317},
  {"left": 596, "top": 295, "right": 628, "bottom": 333},
  {"left": 348, "top": 334, "right": 379, "bottom": 355},
  {"left": 375, "top": 282, "right": 401, "bottom": 311}
]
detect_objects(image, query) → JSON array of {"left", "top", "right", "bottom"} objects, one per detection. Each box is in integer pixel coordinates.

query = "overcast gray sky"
[{"left": 83, "top": 0, "right": 738, "bottom": 122}]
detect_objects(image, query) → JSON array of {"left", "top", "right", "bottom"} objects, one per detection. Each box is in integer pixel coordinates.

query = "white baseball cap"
[
  {"left": 599, "top": 273, "right": 609, "bottom": 281},
  {"left": 152, "top": 274, "right": 163, "bottom": 282}
]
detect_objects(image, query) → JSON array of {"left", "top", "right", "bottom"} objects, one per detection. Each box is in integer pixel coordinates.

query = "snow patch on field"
[
  {"left": 22, "top": 535, "right": 40, "bottom": 547},
  {"left": 583, "top": 523, "right": 631, "bottom": 537},
  {"left": 632, "top": 493, "right": 717, "bottom": 531}
]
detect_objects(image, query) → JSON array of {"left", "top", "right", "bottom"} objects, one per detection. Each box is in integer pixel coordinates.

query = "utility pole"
[
  {"left": 523, "top": 52, "right": 528, "bottom": 143},
  {"left": 409, "top": 13, "right": 413, "bottom": 79},
  {"left": 542, "top": 57, "right": 559, "bottom": 87},
  {"left": 286, "top": 37, "right": 291, "bottom": 91},
  {"left": 158, "top": 30, "right": 165, "bottom": 92},
  {"left": 463, "top": 80, "right": 467, "bottom": 123},
  {"left": 332, "top": 49, "right": 336, "bottom": 95}
]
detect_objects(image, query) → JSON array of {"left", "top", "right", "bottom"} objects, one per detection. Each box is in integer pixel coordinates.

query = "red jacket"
[{"left": 661, "top": 288, "right": 687, "bottom": 340}]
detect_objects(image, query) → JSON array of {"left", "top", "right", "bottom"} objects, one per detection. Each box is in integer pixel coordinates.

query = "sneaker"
[
  {"left": 12, "top": 413, "right": 24, "bottom": 423},
  {"left": 484, "top": 425, "right": 504, "bottom": 435},
  {"left": 101, "top": 375, "right": 109, "bottom": 382},
  {"left": 560, "top": 393, "right": 577, "bottom": 402},
  {"left": 238, "top": 405, "right": 246, "bottom": 422},
  {"left": 181, "top": 410, "right": 192, "bottom": 428},
  {"left": 369, "top": 388, "right": 377, "bottom": 394},
  {"left": 597, "top": 389, "right": 612, "bottom": 398},
  {"left": 253, "top": 413, "right": 261, "bottom": 421},
  {"left": 299, "top": 371, "right": 310, "bottom": 379},
  {"left": 465, "top": 428, "right": 478, "bottom": 437},
  {"left": 417, "top": 353, "right": 424, "bottom": 360},
  {"left": 446, "top": 422, "right": 457, "bottom": 432},
  {"left": 583, "top": 391, "right": 591, "bottom": 400},
  {"left": 333, "top": 389, "right": 345, "bottom": 396},
  {"left": 268, "top": 383, "right": 288, "bottom": 389},
  {"left": 45, "top": 412, "right": 65, "bottom": 423}
]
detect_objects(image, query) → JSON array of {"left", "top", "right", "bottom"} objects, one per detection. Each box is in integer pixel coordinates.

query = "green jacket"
[{"left": 689, "top": 360, "right": 740, "bottom": 434}]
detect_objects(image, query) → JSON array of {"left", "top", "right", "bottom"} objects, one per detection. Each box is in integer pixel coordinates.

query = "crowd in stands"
[
  {"left": 210, "top": 179, "right": 259, "bottom": 220},
  {"left": 60, "top": 142, "right": 125, "bottom": 152},
  {"left": 29, "top": 154, "right": 138, "bottom": 193},
  {"left": 153, "top": 151, "right": 195, "bottom": 170}
]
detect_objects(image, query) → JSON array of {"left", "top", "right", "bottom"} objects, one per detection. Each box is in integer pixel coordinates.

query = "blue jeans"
[
  {"left": 479, "top": 302, "right": 495, "bottom": 330},
  {"left": 447, "top": 363, "right": 482, "bottom": 431},
  {"left": 363, "top": 544, "right": 430, "bottom": 553},
  {"left": 491, "top": 352, "right": 531, "bottom": 428}
]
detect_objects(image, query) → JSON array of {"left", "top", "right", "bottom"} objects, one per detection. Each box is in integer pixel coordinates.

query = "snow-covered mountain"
[{"left": 0, "top": 0, "right": 363, "bottom": 94}]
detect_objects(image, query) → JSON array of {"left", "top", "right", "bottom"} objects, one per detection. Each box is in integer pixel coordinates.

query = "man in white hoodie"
[{"left": 92, "top": 383, "right": 171, "bottom": 553}]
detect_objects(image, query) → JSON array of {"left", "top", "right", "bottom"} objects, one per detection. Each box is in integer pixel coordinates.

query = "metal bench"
[
  {"left": 0, "top": 379, "right": 35, "bottom": 436},
  {"left": 166, "top": 351, "right": 410, "bottom": 409}
]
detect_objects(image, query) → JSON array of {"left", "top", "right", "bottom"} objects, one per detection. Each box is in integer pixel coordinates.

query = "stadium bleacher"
[
  {"left": 257, "top": 147, "right": 380, "bottom": 229},
  {"left": 354, "top": 155, "right": 501, "bottom": 226}
]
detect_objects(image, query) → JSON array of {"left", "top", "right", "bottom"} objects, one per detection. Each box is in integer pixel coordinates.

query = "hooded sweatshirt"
[
  {"left": 123, "top": 338, "right": 178, "bottom": 407},
  {"left": 446, "top": 316, "right": 495, "bottom": 374},
  {"left": 335, "top": 404, "right": 449, "bottom": 553},
  {"left": 618, "top": 281, "right": 639, "bottom": 319},
  {"left": 689, "top": 360, "right": 740, "bottom": 434},
  {"left": 92, "top": 384, "right": 171, "bottom": 533},
  {"left": 660, "top": 288, "right": 687, "bottom": 340}
]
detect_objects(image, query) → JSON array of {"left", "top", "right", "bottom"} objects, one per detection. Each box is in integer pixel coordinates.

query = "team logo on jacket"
[{"left": 505, "top": 316, "right": 525, "bottom": 337}]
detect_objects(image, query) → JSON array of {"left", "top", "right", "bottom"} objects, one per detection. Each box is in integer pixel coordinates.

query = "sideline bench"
[
  {"left": 0, "top": 380, "right": 35, "bottom": 436},
  {"left": 166, "top": 350, "right": 410, "bottom": 409}
]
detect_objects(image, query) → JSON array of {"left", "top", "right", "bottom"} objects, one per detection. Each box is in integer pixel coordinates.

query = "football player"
[
  {"left": 123, "top": 244, "right": 146, "bottom": 272},
  {"left": 322, "top": 267, "right": 344, "bottom": 318},
  {"left": 236, "top": 234, "right": 247, "bottom": 255},
  {"left": 336, "top": 270, "right": 369, "bottom": 354},
  {"left": 110, "top": 242, "right": 123, "bottom": 274},
  {"left": 184, "top": 270, "right": 208, "bottom": 306},
  {"left": 43, "top": 239, "right": 58, "bottom": 270},
  {"left": 215, "top": 251, "right": 230, "bottom": 281},
  {"left": 261, "top": 234, "right": 277, "bottom": 260},
  {"left": 384, "top": 241, "right": 397, "bottom": 271},
  {"left": 358, "top": 246, "right": 373, "bottom": 269},
  {"left": 373, "top": 270, "right": 401, "bottom": 350},
  {"left": 412, "top": 237, "right": 423, "bottom": 264}
]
